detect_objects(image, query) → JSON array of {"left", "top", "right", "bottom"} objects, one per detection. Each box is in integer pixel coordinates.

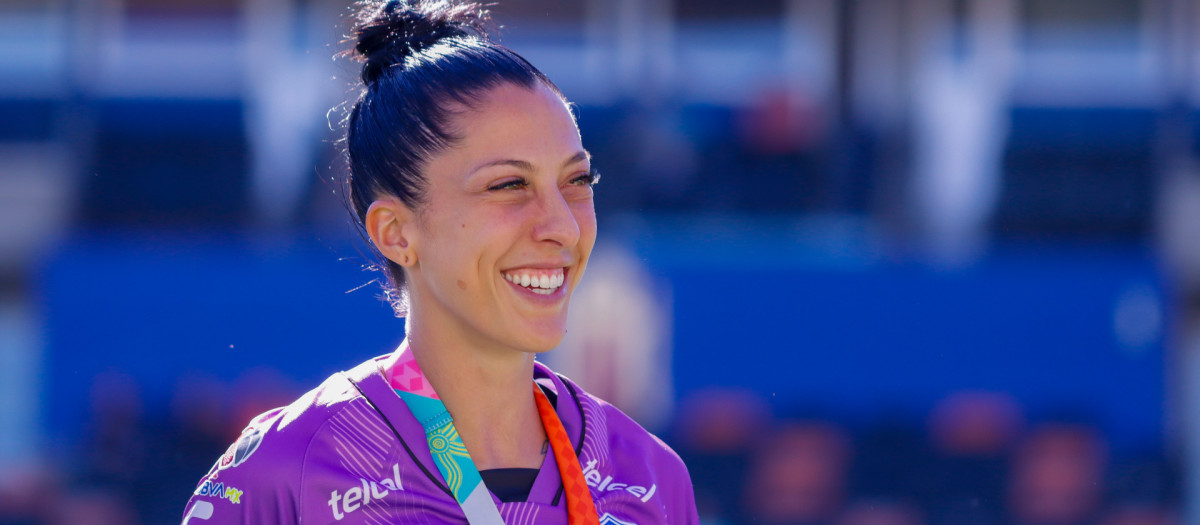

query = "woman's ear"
[{"left": 365, "top": 197, "right": 417, "bottom": 267}]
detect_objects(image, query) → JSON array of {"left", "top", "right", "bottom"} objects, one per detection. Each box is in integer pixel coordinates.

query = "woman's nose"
[{"left": 531, "top": 189, "right": 581, "bottom": 247}]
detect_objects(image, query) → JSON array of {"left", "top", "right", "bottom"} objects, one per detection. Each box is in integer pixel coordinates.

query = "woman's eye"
[
  {"left": 489, "top": 178, "right": 527, "bottom": 191},
  {"left": 570, "top": 168, "right": 601, "bottom": 186}
]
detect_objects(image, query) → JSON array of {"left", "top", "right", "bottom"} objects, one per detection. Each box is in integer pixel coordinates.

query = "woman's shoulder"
[
  {"left": 227, "top": 366, "right": 371, "bottom": 467},
  {"left": 549, "top": 371, "right": 699, "bottom": 523},
  {"left": 550, "top": 372, "right": 682, "bottom": 465},
  {"left": 584, "top": 388, "right": 684, "bottom": 467},
  {"left": 182, "top": 362, "right": 385, "bottom": 523}
]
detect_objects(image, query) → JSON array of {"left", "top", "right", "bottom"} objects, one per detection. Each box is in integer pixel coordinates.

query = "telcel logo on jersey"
[
  {"left": 582, "top": 459, "right": 657, "bottom": 502},
  {"left": 195, "top": 480, "right": 243, "bottom": 504},
  {"left": 329, "top": 463, "right": 404, "bottom": 520}
]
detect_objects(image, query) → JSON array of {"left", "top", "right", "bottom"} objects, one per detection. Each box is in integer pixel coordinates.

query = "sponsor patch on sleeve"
[
  {"left": 195, "top": 480, "right": 244, "bottom": 504},
  {"left": 218, "top": 426, "right": 263, "bottom": 471}
]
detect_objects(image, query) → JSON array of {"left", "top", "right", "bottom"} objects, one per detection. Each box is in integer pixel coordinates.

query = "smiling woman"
[
  {"left": 180, "top": 1, "right": 698, "bottom": 524},
  {"left": 370, "top": 83, "right": 598, "bottom": 355}
]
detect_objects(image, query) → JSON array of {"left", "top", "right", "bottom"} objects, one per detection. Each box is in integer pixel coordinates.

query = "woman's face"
[{"left": 404, "top": 82, "right": 597, "bottom": 353}]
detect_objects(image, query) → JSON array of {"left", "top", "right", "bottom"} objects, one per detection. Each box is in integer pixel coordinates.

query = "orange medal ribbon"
[{"left": 533, "top": 384, "right": 600, "bottom": 525}]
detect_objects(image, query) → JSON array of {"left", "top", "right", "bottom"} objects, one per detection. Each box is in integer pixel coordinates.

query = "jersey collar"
[{"left": 343, "top": 348, "right": 588, "bottom": 507}]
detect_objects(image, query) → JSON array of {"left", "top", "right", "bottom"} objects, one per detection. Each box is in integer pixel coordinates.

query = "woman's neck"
[{"left": 403, "top": 320, "right": 547, "bottom": 471}]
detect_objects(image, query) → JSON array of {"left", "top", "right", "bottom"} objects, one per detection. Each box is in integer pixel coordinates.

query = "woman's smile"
[{"left": 502, "top": 267, "right": 567, "bottom": 295}]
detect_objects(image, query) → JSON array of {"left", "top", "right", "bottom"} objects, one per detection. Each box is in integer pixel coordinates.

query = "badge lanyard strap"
[
  {"left": 533, "top": 384, "right": 601, "bottom": 525},
  {"left": 394, "top": 384, "right": 600, "bottom": 525}
]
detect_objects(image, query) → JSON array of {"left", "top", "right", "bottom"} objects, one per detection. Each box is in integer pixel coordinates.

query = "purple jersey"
[{"left": 182, "top": 355, "right": 699, "bottom": 524}]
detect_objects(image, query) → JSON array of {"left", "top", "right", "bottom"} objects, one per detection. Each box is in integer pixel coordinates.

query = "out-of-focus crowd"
[
  {"left": 673, "top": 390, "right": 1179, "bottom": 525},
  {"left": 0, "top": 376, "right": 1179, "bottom": 525},
  {"left": 0, "top": 370, "right": 299, "bottom": 525}
]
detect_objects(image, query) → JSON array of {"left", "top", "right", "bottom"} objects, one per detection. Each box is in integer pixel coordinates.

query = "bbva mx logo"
[{"left": 600, "top": 513, "right": 636, "bottom": 525}]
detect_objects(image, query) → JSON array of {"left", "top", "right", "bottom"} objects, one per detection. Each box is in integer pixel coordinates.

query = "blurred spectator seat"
[
  {"left": 80, "top": 99, "right": 249, "bottom": 226},
  {"left": 995, "top": 108, "right": 1156, "bottom": 238}
]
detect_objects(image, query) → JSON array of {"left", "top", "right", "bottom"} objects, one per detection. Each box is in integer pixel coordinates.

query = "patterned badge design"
[{"left": 394, "top": 390, "right": 486, "bottom": 503}]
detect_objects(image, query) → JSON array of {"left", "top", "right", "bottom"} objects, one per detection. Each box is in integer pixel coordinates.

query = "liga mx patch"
[
  {"left": 599, "top": 512, "right": 636, "bottom": 525},
  {"left": 218, "top": 427, "right": 263, "bottom": 470}
]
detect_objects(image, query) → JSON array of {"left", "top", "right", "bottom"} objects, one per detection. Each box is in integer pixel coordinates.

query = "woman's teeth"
[{"left": 503, "top": 269, "right": 565, "bottom": 295}]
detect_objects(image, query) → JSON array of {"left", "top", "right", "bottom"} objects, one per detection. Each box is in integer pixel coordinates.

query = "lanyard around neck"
[
  {"left": 390, "top": 352, "right": 599, "bottom": 525},
  {"left": 533, "top": 384, "right": 600, "bottom": 525}
]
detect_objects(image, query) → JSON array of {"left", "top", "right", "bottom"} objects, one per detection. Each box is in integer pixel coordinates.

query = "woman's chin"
[
  {"left": 507, "top": 326, "right": 567, "bottom": 354},
  {"left": 520, "top": 333, "right": 566, "bottom": 354},
  {"left": 500, "top": 313, "right": 569, "bottom": 353}
]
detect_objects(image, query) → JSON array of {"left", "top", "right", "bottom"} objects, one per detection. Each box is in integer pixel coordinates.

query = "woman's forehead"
[{"left": 451, "top": 83, "right": 581, "bottom": 150}]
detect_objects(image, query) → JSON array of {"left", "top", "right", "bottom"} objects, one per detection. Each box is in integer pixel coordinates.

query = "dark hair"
[{"left": 343, "top": 0, "right": 562, "bottom": 313}]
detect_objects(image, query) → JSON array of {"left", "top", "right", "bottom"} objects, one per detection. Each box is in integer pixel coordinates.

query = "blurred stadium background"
[{"left": 2, "top": 0, "right": 1200, "bottom": 523}]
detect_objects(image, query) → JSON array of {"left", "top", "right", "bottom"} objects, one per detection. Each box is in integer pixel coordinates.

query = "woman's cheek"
[{"left": 577, "top": 207, "right": 598, "bottom": 243}]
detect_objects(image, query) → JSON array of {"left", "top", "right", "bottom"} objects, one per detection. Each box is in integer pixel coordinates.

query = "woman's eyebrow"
[
  {"left": 561, "top": 150, "right": 591, "bottom": 169},
  {"left": 469, "top": 150, "right": 591, "bottom": 176},
  {"left": 470, "top": 158, "right": 534, "bottom": 175}
]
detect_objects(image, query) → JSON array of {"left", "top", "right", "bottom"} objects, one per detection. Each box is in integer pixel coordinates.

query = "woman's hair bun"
[{"left": 350, "top": 0, "right": 490, "bottom": 85}]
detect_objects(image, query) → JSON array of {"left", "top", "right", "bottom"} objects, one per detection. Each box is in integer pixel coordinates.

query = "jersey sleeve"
[
  {"left": 641, "top": 428, "right": 700, "bottom": 525},
  {"left": 668, "top": 456, "right": 700, "bottom": 525},
  {"left": 181, "top": 407, "right": 304, "bottom": 524},
  {"left": 590, "top": 393, "right": 701, "bottom": 525}
]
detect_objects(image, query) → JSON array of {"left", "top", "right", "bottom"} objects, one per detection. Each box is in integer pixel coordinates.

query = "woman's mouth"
[{"left": 502, "top": 268, "right": 566, "bottom": 295}]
